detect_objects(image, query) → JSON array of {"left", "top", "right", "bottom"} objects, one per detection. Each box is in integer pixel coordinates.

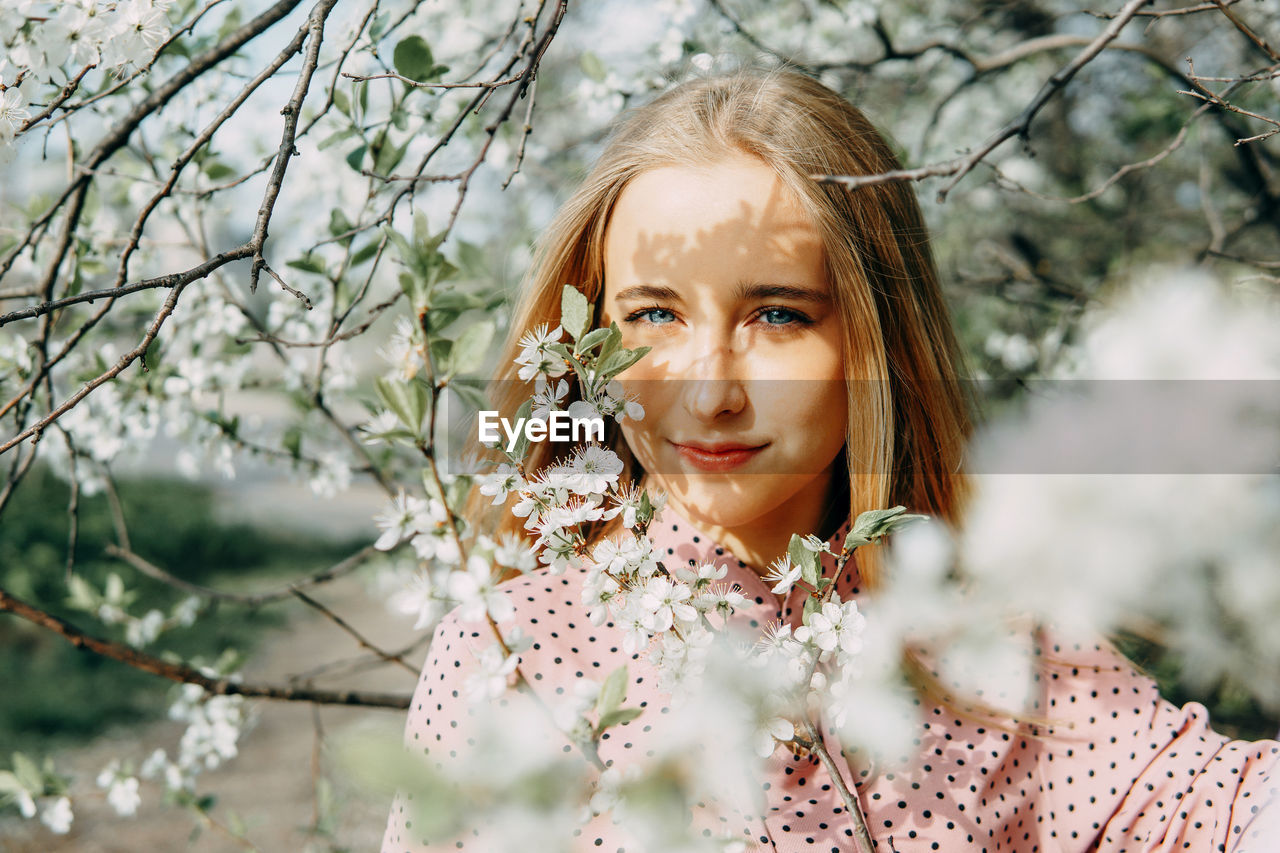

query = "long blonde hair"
[{"left": 478, "top": 65, "right": 973, "bottom": 591}]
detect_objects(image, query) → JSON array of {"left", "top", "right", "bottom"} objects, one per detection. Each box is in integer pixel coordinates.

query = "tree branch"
[
  {"left": 250, "top": 0, "right": 341, "bottom": 293},
  {"left": 105, "top": 542, "right": 381, "bottom": 606},
  {"left": 0, "top": 585, "right": 411, "bottom": 708}
]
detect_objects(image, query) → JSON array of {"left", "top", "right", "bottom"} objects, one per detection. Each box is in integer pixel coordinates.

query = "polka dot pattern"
[{"left": 383, "top": 508, "right": 1279, "bottom": 851}]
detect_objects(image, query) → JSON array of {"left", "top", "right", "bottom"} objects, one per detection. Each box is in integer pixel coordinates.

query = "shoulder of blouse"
[{"left": 1031, "top": 631, "right": 1280, "bottom": 850}]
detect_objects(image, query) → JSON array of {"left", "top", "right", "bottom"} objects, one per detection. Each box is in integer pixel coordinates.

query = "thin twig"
[
  {"left": 815, "top": 0, "right": 1157, "bottom": 201},
  {"left": 799, "top": 717, "right": 875, "bottom": 853},
  {"left": 0, "top": 585, "right": 411, "bottom": 708},
  {"left": 292, "top": 588, "right": 419, "bottom": 675},
  {"left": 104, "top": 542, "right": 381, "bottom": 606},
  {"left": 250, "top": 0, "right": 341, "bottom": 293}
]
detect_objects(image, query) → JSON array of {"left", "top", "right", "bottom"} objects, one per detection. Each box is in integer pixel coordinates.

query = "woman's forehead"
[
  {"left": 610, "top": 154, "right": 814, "bottom": 232},
  {"left": 603, "top": 156, "right": 826, "bottom": 292}
]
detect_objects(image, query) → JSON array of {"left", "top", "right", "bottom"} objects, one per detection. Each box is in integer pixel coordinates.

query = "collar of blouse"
[{"left": 644, "top": 504, "right": 858, "bottom": 634}]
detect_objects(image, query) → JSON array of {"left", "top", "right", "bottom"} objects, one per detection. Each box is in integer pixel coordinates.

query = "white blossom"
[
  {"left": 479, "top": 463, "right": 523, "bottom": 505},
  {"left": 39, "top": 796, "right": 72, "bottom": 834},
  {"left": 448, "top": 554, "right": 514, "bottom": 623},
  {"left": 514, "top": 323, "right": 565, "bottom": 381},
  {"left": 373, "top": 490, "right": 435, "bottom": 550},
  {"left": 565, "top": 445, "right": 623, "bottom": 495},
  {"left": 637, "top": 576, "right": 697, "bottom": 633},
  {"left": 763, "top": 555, "right": 801, "bottom": 595},
  {"left": 464, "top": 643, "right": 520, "bottom": 702}
]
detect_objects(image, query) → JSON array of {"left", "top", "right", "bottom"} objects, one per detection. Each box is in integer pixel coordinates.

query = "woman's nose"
[{"left": 680, "top": 342, "right": 747, "bottom": 422}]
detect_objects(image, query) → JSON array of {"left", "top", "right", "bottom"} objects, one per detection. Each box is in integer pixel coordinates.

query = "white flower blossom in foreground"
[
  {"left": 39, "top": 796, "right": 73, "bottom": 834},
  {"left": 373, "top": 490, "right": 435, "bottom": 550},
  {"left": 15, "top": 789, "right": 36, "bottom": 819},
  {"left": 565, "top": 445, "right": 623, "bottom": 495},
  {"left": 763, "top": 555, "right": 801, "bottom": 595},
  {"left": 515, "top": 323, "right": 565, "bottom": 381},
  {"left": 479, "top": 463, "right": 523, "bottom": 505},
  {"left": 0, "top": 87, "right": 29, "bottom": 143},
  {"left": 448, "top": 554, "right": 514, "bottom": 623},
  {"left": 95, "top": 763, "right": 141, "bottom": 818},
  {"left": 465, "top": 644, "right": 520, "bottom": 702}
]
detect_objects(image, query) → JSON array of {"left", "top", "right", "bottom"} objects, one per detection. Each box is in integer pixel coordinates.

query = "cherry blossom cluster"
[{"left": 1, "top": 1, "right": 172, "bottom": 159}]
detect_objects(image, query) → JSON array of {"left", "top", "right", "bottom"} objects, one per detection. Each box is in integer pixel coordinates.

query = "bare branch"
[
  {"left": 815, "top": 0, "right": 1161, "bottom": 201},
  {"left": 0, "top": 585, "right": 412, "bottom": 708},
  {"left": 105, "top": 542, "right": 381, "bottom": 606},
  {"left": 292, "top": 589, "right": 419, "bottom": 675},
  {"left": 0, "top": 245, "right": 253, "bottom": 454},
  {"left": 340, "top": 70, "right": 526, "bottom": 89},
  {"left": 1212, "top": 0, "right": 1279, "bottom": 63},
  {"left": 799, "top": 717, "right": 874, "bottom": 853},
  {"left": 250, "top": 0, "right": 342, "bottom": 293}
]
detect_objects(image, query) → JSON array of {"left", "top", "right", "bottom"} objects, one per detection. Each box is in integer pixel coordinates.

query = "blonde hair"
[{"left": 479, "top": 66, "right": 974, "bottom": 591}]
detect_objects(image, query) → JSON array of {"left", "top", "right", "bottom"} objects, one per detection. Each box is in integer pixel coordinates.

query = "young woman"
[{"left": 382, "top": 67, "right": 1277, "bottom": 852}]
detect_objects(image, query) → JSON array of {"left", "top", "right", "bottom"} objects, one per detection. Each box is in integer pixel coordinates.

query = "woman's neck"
[{"left": 655, "top": 470, "right": 845, "bottom": 573}]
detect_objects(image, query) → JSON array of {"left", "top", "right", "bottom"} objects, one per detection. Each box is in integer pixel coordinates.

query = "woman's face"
[{"left": 602, "top": 152, "right": 848, "bottom": 562}]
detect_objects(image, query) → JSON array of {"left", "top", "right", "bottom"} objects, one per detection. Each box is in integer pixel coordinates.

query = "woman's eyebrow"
[
  {"left": 613, "top": 284, "right": 683, "bottom": 302},
  {"left": 735, "top": 282, "right": 830, "bottom": 303}
]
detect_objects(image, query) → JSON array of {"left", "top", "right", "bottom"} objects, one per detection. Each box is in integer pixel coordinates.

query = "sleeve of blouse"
[{"left": 1034, "top": 635, "right": 1279, "bottom": 852}]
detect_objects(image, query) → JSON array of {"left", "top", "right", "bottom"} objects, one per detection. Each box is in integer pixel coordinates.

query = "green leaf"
[
  {"left": 596, "top": 665, "right": 629, "bottom": 716},
  {"left": 430, "top": 289, "right": 486, "bottom": 312},
  {"left": 595, "top": 346, "right": 648, "bottom": 379},
  {"left": 575, "top": 326, "right": 612, "bottom": 355},
  {"left": 849, "top": 506, "right": 929, "bottom": 547},
  {"left": 332, "top": 88, "right": 351, "bottom": 117},
  {"left": 11, "top": 753, "right": 41, "bottom": 794},
  {"left": 597, "top": 323, "right": 623, "bottom": 362},
  {"left": 802, "top": 595, "right": 822, "bottom": 623},
  {"left": 597, "top": 706, "right": 643, "bottom": 731},
  {"left": 394, "top": 36, "right": 440, "bottom": 83},
  {"left": 560, "top": 286, "right": 590, "bottom": 343},
  {"left": 285, "top": 256, "right": 327, "bottom": 275},
  {"left": 328, "top": 208, "right": 354, "bottom": 241},
  {"left": 429, "top": 338, "right": 452, "bottom": 371},
  {"left": 580, "top": 51, "right": 607, "bottom": 83},
  {"left": 318, "top": 126, "right": 359, "bottom": 151},
  {"left": 447, "top": 320, "right": 494, "bottom": 377},
  {"left": 425, "top": 309, "right": 460, "bottom": 334},
  {"left": 511, "top": 399, "right": 534, "bottom": 460},
  {"left": 788, "top": 534, "right": 820, "bottom": 587},
  {"left": 0, "top": 770, "right": 27, "bottom": 796},
  {"left": 350, "top": 241, "right": 379, "bottom": 267},
  {"left": 345, "top": 144, "right": 367, "bottom": 172},
  {"left": 282, "top": 425, "right": 303, "bottom": 459},
  {"left": 374, "top": 137, "right": 409, "bottom": 175},
  {"left": 448, "top": 379, "right": 489, "bottom": 410},
  {"left": 202, "top": 160, "right": 236, "bottom": 181},
  {"left": 453, "top": 240, "right": 486, "bottom": 278},
  {"left": 375, "top": 377, "right": 428, "bottom": 436}
]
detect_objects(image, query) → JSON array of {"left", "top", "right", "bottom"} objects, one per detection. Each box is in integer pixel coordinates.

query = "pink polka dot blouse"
[{"left": 383, "top": 507, "right": 1279, "bottom": 852}]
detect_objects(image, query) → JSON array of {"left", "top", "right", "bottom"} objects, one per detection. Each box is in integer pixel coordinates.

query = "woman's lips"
[{"left": 669, "top": 441, "right": 768, "bottom": 473}]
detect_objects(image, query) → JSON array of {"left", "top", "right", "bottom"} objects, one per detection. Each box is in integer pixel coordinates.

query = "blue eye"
[
  {"left": 625, "top": 307, "right": 676, "bottom": 325},
  {"left": 759, "top": 307, "right": 809, "bottom": 326}
]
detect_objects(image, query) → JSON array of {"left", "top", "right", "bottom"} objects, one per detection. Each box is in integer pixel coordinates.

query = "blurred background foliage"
[{"left": 0, "top": 466, "right": 368, "bottom": 755}]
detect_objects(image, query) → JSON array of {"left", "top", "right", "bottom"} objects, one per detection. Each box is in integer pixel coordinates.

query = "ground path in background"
[{"left": 1, "top": 570, "right": 419, "bottom": 853}]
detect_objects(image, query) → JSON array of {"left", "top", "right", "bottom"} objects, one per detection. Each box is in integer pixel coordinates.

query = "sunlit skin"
[{"left": 601, "top": 152, "right": 848, "bottom": 571}]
